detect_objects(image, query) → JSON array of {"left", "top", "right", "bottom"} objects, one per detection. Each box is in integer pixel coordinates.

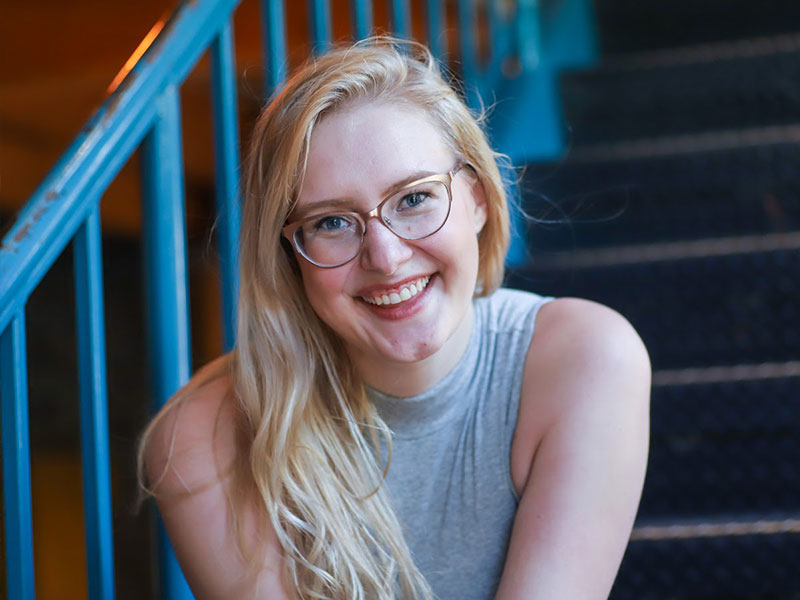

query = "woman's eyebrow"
[
  {"left": 292, "top": 197, "right": 354, "bottom": 218},
  {"left": 294, "top": 168, "right": 440, "bottom": 218},
  {"left": 382, "top": 169, "right": 437, "bottom": 196}
]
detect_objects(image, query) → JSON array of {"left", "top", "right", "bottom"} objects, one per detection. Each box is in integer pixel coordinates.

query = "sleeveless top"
[{"left": 368, "top": 288, "right": 553, "bottom": 600}]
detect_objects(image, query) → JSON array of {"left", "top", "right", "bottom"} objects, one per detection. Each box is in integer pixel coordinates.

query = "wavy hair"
[{"left": 140, "top": 38, "right": 510, "bottom": 599}]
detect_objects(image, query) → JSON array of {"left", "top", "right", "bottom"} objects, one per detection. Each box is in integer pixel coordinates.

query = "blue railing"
[{"left": 0, "top": 1, "right": 595, "bottom": 598}]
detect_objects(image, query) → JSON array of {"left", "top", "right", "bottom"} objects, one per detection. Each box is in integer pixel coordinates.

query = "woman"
[{"left": 140, "top": 39, "right": 650, "bottom": 599}]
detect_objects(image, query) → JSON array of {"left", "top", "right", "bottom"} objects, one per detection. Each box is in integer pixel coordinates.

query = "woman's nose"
[{"left": 358, "top": 218, "right": 413, "bottom": 274}]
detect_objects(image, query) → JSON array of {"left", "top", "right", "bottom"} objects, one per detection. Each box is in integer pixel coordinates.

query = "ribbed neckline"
[{"left": 367, "top": 299, "right": 483, "bottom": 439}]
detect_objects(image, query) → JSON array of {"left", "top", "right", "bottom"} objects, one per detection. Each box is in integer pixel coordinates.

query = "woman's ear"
[{"left": 468, "top": 173, "right": 488, "bottom": 235}]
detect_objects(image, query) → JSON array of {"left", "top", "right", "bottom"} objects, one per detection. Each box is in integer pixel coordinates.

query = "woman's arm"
[
  {"left": 498, "top": 298, "right": 651, "bottom": 599},
  {"left": 144, "top": 369, "right": 294, "bottom": 600}
]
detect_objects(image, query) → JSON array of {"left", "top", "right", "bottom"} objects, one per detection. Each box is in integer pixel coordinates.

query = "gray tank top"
[{"left": 369, "top": 288, "right": 552, "bottom": 600}]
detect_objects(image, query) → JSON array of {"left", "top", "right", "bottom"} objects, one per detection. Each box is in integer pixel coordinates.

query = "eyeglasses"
[{"left": 283, "top": 162, "right": 468, "bottom": 268}]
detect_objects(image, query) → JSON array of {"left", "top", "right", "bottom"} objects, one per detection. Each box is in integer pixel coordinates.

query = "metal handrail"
[
  {"left": 1, "top": 1, "right": 597, "bottom": 598},
  {"left": 1, "top": 1, "right": 242, "bottom": 598}
]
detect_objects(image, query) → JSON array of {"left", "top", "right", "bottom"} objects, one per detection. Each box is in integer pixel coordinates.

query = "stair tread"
[
  {"left": 521, "top": 142, "right": 800, "bottom": 252},
  {"left": 561, "top": 47, "right": 800, "bottom": 143},
  {"left": 594, "top": 0, "right": 800, "bottom": 55},
  {"left": 508, "top": 247, "right": 800, "bottom": 370}
]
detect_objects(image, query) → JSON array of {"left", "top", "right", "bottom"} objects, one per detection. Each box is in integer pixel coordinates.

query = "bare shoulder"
[
  {"left": 511, "top": 297, "right": 651, "bottom": 493},
  {"left": 144, "top": 355, "right": 239, "bottom": 495},
  {"left": 531, "top": 297, "right": 651, "bottom": 380},
  {"left": 143, "top": 355, "right": 292, "bottom": 598},
  {"left": 500, "top": 298, "right": 652, "bottom": 597}
]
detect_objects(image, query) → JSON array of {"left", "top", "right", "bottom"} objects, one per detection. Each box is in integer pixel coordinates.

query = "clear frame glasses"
[{"left": 283, "top": 162, "right": 469, "bottom": 268}]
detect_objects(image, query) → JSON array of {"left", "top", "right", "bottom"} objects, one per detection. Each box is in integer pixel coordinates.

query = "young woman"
[{"left": 140, "top": 40, "right": 650, "bottom": 600}]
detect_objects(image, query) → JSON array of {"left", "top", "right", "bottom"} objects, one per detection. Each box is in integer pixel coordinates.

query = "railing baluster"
[
  {"left": 309, "top": 0, "right": 332, "bottom": 52},
  {"left": 487, "top": 0, "right": 503, "bottom": 71},
  {"left": 141, "top": 85, "right": 194, "bottom": 600},
  {"left": 74, "top": 206, "right": 116, "bottom": 600},
  {"left": 517, "top": 0, "right": 541, "bottom": 70},
  {"left": 211, "top": 22, "right": 241, "bottom": 352},
  {"left": 457, "top": 0, "right": 480, "bottom": 107},
  {"left": 261, "top": 0, "right": 287, "bottom": 97},
  {"left": 351, "top": 0, "right": 373, "bottom": 40},
  {"left": 390, "top": 0, "right": 411, "bottom": 39},
  {"left": 1, "top": 312, "right": 35, "bottom": 600},
  {"left": 426, "top": 0, "right": 445, "bottom": 61}
]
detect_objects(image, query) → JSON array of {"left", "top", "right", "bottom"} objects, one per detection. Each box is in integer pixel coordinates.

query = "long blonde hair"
[{"left": 140, "top": 38, "right": 510, "bottom": 599}]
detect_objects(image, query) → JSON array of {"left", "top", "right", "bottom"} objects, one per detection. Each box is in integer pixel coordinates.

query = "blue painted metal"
[
  {"left": 141, "top": 85, "right": 194, "bottom": 600},
  {"left": 1, "top": 312, "right": 35, "bottom": 600},
  {"left": 470, "top": 0, "right": 598, "bottom": 266},
  {"left": 261, "top": 0, "right": 287, "bottom": 97},
  {"left": 74, "top": 206, "right": 116, "bottom": 600},
  {"left": 210, "top": 23, "right": 241, "bottom": 351},
  {"left": 486, "top": 0, "right": 502, "bottom": 66},
  {"left": 390, "top": 0, "right": 411, "bottom": 39},
  {"left": 457, "top": 0, "right": 480, "bottom": 108},
  {"left": 425, "top": 0, "right": 445, "bottom": 61},
  {"left": 540, "top": 0, "right": 598, "bottom": 70},
  {"left": 0, "top": 0, "right": 241, "bottom": 336},
  {"left": 309, "top": 0, "right": 332, "bottom": 52},
  {"left": 517, "top": 0, "right": 541, "bottom": 70},
  {"left": 0, "top": 2, "right": 241, "bottom": 598},
  {"left": 351, "top": 0, "right": 372, "bottom": 39}
]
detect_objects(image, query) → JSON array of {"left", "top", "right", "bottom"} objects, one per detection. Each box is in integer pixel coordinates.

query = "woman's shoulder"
[
  {"left": 144, "top": 354, "right": 239, "bottom": 496},
  {"left": 526, "top": 297, "right": 651, "bottom": 406},
  {"left": 511, "top": 297, "right": 651, "bottom": 490},
  {"left": 141, "top": 356, "right": 294, "bottom": 597},
  {"left": 531, "top": 297, "right": 650, "bottom": 373}
]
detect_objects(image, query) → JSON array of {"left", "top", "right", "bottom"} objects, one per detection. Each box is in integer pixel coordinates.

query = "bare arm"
[
  {"left": 498, "top": 298, "right": 651, "bottom": 599},
  {"left": 144, "top": 367, "right": 294, "bottom": 600}
]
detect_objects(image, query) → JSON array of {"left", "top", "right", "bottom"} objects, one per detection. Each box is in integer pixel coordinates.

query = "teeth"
[{"left": 363, "top": 276, "right": 430, "bottom": 306}]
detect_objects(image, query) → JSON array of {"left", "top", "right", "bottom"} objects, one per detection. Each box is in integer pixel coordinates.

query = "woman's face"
[{"left": 291, "top": 101, "right": 487, "bottom": 388}]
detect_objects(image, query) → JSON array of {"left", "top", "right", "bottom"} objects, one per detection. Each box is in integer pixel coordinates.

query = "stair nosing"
[
  {"left": 652, "top": 361, "right": 800, "bottom": 387},
  {"left": 523, "top": 231, "right": 800, "bottom": 268},
  {"left": 631, "top": 517, "right": 800, "bottom": 541},
  {"left": 566, "top": 124, "right": 800, "bottom": 163},
  {"left": 595, "top": 31, "right": 800, "bottom": 72}
]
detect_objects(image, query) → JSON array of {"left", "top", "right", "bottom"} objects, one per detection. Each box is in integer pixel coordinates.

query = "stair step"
[
  {"left": 561, "top": 44, "right": 800, "bottom": 144},
  {"left": 613, "top": 516, "right": 800, "bottom": 599},
  {"left": 640, "top": 375, "right": 800, "bottom": 519},
  {"left": 651, "top": 372, "right": 800, "bottom": 435},
  {"left": 642, "top": 431, "right": 800, "bottom": 519},
  {"left": 507, "top": 248, "right": 800, "bottom": 370},
  {"left": 594, "top": 0, "right": 800, "bottom": 55},
  {"left": 600, "top": 32, "right": 800, "bottom": 71},
  {"left": 521, "top": 142, "right": 800, "bottom": 252}
]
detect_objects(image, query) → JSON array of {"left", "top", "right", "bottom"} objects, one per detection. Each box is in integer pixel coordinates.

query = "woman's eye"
[
  {"left": 313, "top": 215, "right": 352, "bottom": 232},
  {"left": 399, "top": 191, "right": 430, "bottom": 209}
]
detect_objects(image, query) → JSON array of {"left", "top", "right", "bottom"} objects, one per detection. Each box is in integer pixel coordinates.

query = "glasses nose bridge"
[
  {"left": 364, "top": 204, "right": 381, "bottom": 222},
  {"left": 359, "top": 202, "right": 396, "bottom": 237}
]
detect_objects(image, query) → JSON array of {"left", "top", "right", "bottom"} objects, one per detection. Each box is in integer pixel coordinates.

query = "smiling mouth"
[{"left": 361, "top": 275, "right": 431, "bottom": 306}]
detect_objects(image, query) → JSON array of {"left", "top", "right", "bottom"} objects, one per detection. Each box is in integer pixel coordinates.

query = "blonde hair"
[{"left": 140, "top": 38, "right": 510, "bottom": 599}]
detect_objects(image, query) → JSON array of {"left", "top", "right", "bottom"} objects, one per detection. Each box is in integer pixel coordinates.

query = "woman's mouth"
[{"left": 361, "top": 275, "right": 431, "bottom": 306}]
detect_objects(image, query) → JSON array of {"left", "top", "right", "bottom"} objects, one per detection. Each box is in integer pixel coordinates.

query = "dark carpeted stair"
[
  {"left": 561, "top": 43, "right": 800, "bottom": 144},
  {"left": 511, "top": 3, "right": 800, "bottom": 597}
]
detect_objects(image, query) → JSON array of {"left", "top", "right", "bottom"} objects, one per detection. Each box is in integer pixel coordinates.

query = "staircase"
[{"left": 508, "top": 2, "right": 800, "bottom": 598}]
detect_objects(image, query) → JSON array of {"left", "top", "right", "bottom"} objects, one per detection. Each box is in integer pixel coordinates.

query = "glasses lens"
[
  {"left": 381, "top": 180, "right": 451, "bottom": 240},
  {"left": 295, "top": 214, "right": 364, "bottom": 267}
]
